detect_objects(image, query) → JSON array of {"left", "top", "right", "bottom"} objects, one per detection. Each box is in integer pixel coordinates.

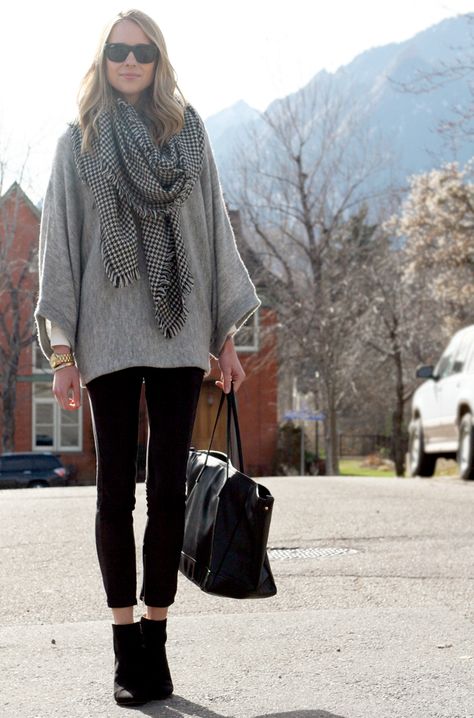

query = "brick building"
[{"left": 1, "top": 182, "right": 278, "bottom": 483}]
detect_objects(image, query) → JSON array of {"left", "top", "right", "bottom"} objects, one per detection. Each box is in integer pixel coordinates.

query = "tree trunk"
[
  {"left": 2, "top": 358, "right": 19, "bottom": 452},
  {"left": 324, "top": 385, "right": 339, "bottom": 476},
  {"left": 391, "top": 348, "right": 406, "bottom": 477}
]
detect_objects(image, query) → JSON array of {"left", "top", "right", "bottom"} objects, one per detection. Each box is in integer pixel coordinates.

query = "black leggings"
[{"left": 86, "top": 366, "right": 204, "bottom": 608}]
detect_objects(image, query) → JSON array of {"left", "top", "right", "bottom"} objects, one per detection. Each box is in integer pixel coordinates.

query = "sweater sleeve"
[
  {"left": 202, "top": 130, "right": 261, "bottom": 359},
  {"left": 47, "top": 321, "right": 72, "bottom": 348},
  {"left": 34, "top": 128, "right": 83, "bottom": 359}
]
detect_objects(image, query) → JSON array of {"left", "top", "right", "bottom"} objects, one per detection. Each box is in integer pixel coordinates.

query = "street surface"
[{"left": 0, "top": 474, "right": 473, "bottom": 718}]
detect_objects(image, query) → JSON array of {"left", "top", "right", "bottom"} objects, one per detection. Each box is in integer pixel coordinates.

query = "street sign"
[{"left": 283, "top": 410, "right": 326, "bottom": 422}]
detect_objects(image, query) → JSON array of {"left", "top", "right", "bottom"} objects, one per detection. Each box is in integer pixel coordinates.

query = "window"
[
  {"left": 0, "top": 456, "right": 32, "bottom": 472},
  {"left": 33, "top": 455, "right": 61, "bottom": 470},
  {"left": 32, "top": 381, "right": 82, "bottom": 451},
  {"left": 454, "top": 333, "right": 474, "bottom": 374},
  {"left": 434, "top": 335, "right": 460, "bottom": 380},
  {"left": 435, "top": 352, "right": 454, "bottom": 380},
  {"left": 436, "top": 332, "right": 474, "bottom": 377},
  {"left": 234, "top": 311, "right": 259, "bottom": 352},
  {"left": 33, "top": 341, "right": 51, "bottom": 374}
]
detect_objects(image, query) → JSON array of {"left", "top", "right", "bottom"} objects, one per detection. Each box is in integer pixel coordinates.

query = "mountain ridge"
[{"left": 205, "top": 14, "right": 473, "bottom": 188}]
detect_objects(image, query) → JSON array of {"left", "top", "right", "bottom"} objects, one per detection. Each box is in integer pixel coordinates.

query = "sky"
[{"left": 1, "top": 0, "right": 473, "bottom": 200}]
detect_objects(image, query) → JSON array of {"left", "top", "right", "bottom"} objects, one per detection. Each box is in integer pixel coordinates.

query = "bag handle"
[
  {"left": 227, "top": 387, "right": 244, "bottom": 472},
  {"left": 204, "top": 384, "right": 245, "bottom": 474}
]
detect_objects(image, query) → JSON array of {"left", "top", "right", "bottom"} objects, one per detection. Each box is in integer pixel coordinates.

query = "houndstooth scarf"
[{"left": 69, "top": 96, "right": 205, "bottom": 338}]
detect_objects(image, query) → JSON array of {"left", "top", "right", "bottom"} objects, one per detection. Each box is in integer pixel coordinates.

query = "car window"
[
  {"left": 435, "top": 351, "right": 454, "bottom": 380},
  {"left": 462, "top": 338, "right": 474, "bottom": 374},
  {"left": 33, "top": 455, "right": 60, "bottom": 470},
  {"left": 1, "top": 456, "right": 33, "bottom": 472},
  {"left": 434, "top": 331, "right": 466, "bottom": 379},
  {"left": 451, "top": 335, "right": 474, "bottom": 374}
]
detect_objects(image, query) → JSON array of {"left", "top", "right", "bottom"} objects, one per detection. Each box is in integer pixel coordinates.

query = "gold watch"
[{"left": 49, "top": 352, "right": 75, "bottom": 370}]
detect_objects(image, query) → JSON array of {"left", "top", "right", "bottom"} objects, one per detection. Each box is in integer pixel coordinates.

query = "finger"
[
  {"left": 52, "top": 385, "right": 66, "bottom": 411},
  {"left": 231, "top": 368, "right": 246, "bottom": 393},
  {"left": 224, "top": 373, "right": 233, "bottom": 394},
  {"left": 215, "top": 378, "right": 231, "bottom": 394},
  {"left": 54, "top": 377, "right": 72, "bottom": 411},
  {"left": 71, "top": 374, "right": 81, "bottom": 409}
]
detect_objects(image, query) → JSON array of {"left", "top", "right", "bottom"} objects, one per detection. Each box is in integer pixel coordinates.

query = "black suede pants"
[{"left": 86, "top": 366, "right": 204, "bottom": 608}]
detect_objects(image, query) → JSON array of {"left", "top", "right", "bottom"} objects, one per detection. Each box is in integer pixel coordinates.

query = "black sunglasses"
[{"left": 104, "top": 43, "right": 159, "bottom": 64}]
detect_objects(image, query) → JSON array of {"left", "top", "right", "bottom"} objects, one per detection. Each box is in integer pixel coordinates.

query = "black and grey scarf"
[{"left": 69, "top": 96, "right": 205, "bottom": 338}]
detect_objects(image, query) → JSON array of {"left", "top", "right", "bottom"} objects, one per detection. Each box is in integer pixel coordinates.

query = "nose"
[{"left": 124, "top": 50, "right": 137, "bottom": 64}]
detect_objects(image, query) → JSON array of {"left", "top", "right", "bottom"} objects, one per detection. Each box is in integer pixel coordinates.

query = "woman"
[{"left": 35, "top": 9, "right": 260, "bottom": 706}]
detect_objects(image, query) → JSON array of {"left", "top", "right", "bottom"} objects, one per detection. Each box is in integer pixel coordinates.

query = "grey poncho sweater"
[{"left": 35, "top": 122, "right": 261, "bottom": 388}]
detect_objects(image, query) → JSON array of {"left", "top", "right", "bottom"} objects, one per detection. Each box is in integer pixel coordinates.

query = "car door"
[
  {"left": 0, "top": 458, "right": 15, "bottom": 489},
  {"left": 2, "top": 456, "right": 34, "bottom": 488},
  {"left": 437, "top": 335, "right": 473, "bottom": 445},
  {"left": 425, "top": 337, "right": 459, "bottom": 445}
]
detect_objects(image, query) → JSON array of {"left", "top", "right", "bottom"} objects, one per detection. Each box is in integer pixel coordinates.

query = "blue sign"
[{"left": 283, "top": 410, "right": 325, "bottom": 422}]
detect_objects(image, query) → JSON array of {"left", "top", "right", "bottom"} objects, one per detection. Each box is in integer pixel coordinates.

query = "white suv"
[{"left": 409, "top": 325, "right": 474, "bottom": 480}]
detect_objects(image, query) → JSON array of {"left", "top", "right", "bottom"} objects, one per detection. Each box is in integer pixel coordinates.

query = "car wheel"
[
  {"left": 409, "top": 418, "right": 437, "bottom": 477},
  {"left": 28, "top": 481, "right": 48, "bottom": 488},
  {"left": 457, "top": 413, "right": 474, "bottom": 480}
]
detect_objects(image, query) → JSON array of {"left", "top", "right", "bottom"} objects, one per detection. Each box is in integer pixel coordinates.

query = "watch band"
[
  {"left": 53, "top": 362, "right": 75, "bottom": 373},
  {"left": 49, "top": 352, "right": 75, "bottom": 370}
]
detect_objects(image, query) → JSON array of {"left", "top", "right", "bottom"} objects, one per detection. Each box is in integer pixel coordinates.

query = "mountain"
[{"left": 205, "top": 15, "right": 474, "bottom": 192}]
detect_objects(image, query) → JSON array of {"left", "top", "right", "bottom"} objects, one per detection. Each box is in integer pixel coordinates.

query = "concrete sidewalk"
[{"left": 1, "top": 474, "right": 473, "bottom": 718}]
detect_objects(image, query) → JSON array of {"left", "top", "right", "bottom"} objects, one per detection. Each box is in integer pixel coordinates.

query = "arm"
[
  {"left": 35, "top": 129, "right": 83, "bottom": 410},
  {"left": 201, "top": 130, "right": 261, "bottom": 359},
  {"left": 34, "top": 128, "right": 83, "bottom": 359},
  {"left": 49, "top": 322, "right": 71, "bottom": 348}
]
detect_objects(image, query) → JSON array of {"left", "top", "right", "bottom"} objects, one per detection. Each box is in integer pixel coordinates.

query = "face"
[{"left": 105, "top": 19, "right": 157, "bottom": 105}]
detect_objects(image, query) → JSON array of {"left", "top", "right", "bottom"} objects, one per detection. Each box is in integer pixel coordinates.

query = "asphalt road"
[{"left": 0, "top": 474, "right": 473, "bottom": 718}]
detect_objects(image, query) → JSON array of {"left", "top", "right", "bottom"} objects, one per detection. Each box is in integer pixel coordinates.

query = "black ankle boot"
[
  {"left": 140, "top": 616, "right": 174, "bottom": 700},
  {"left": 112, "top": 622, "right": 148, "bottom": 706}
]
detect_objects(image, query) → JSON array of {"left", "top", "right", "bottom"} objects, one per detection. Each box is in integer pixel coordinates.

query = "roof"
[{"left": 0, "top": 181, "right": 41, "bottom": 220}]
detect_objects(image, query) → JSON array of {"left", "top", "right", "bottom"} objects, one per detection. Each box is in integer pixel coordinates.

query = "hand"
[
  {"left": 52, "top": 365, "right": 81, "bottom": 411},
  {"left": 215, "top": 337, "right": 246, "bottom": 394}
]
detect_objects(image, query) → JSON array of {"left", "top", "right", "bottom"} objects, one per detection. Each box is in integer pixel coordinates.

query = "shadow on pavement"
[{"left": 136, "top": 695, "right": 346, "bottom": 718}]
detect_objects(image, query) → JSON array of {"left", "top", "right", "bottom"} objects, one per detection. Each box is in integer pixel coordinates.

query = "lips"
[{"left": 120, "top": 74, "right": 140, "bottom": 79}]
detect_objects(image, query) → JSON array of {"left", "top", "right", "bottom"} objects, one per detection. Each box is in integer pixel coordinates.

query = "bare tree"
[
  {"left": 353, "top": 229, "right": 448, "bottom": 476},
  {"left": 0, "top": 162, "right": 39, "bottom": 451},
  {"left": 229, "top": 82, "right": 392, "bottom": 474}
]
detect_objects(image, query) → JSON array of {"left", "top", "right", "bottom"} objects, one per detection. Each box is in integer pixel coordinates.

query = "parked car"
[
  {"left": 409, "top": 325, "right": 474, "bottom": 480},
  {"left": 0, "top": 452, "right": 68, "bottom": 489}
]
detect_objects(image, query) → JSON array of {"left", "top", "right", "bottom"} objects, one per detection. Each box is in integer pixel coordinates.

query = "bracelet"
[{"left": 53, "top": 362, "right": 76, "bottom": 373}]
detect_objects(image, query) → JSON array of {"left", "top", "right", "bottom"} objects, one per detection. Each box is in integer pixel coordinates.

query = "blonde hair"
[{"left": 77, "top": 9, "right": 186, "bottom": 151}]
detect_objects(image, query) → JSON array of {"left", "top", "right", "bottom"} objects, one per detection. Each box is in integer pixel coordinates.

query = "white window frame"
[
  {"left": 33, "top": 340, "right": 52, "bottom": 374},
  {"left": 234, "top": 310, "right": 259, "bottom": 352},
  {"left": 32, "top": 386, "right": 83, "bottom": 452}
]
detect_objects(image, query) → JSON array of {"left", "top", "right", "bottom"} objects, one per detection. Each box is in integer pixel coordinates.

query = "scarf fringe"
[
  {"left": 104, "top": 263, "right": 141, "bottom": 288},
  {"left": 156, "top": 301, "right": 191, "bottom": 339}
]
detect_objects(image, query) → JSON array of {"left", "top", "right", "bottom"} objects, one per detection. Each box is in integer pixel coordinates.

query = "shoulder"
[
  {"left": 47, "top": 124, "right": 77, "bottom": 179},
  {"left": 54, "top": 123, "right": 76, "bottom": 156},
  {"left": 47, "top": 123, "right": 84, "bottom": 197}
]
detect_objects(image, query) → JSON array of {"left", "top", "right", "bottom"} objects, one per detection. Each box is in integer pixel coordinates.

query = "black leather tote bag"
[{"left": 179, "top": 386, "right": 277, "bottom": 599}]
